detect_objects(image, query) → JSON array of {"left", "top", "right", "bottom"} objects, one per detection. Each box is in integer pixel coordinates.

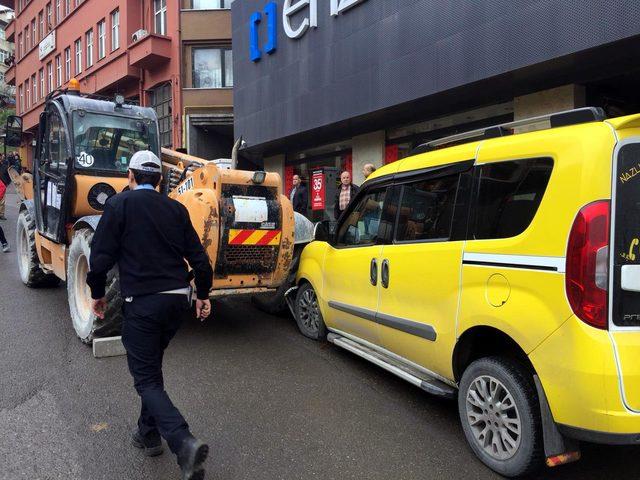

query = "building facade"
[
  {"left": 232, "top": 0, "right": 640, "bottom": 220},
  {"left": 5, "top": 0, "right": 233, "bottom": 164},
  {"left": 0, "top": 7, "right": 15, "bottom": 105}
]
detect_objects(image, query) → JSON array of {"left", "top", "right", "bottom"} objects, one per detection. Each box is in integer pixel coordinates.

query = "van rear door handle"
[
  {"left": 381, "top": 259, "right": 390, "bottom": 289},
  {"left": 370, "top": 258, "right": 378, "bottom": 286}
]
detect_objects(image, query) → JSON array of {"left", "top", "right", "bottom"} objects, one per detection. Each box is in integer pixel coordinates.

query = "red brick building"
[{"left": 4, "top": 0, "right": 234, "bottom": 164}]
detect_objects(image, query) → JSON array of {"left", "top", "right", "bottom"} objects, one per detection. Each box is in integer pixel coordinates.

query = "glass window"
[
  {"left": 31, "top": 19, "right": 36, "bottom": 45},
  {"left": 55, "top": 0, "right": 60, "bottom": 24},
  {"left": 0, "top": 28, "right": 4, "bottom": 40},
  {"left": 39, "top": 11, "right": 43, "bottom": 40},
  {"left": 111, "top": 10, "right": 119, "bottom": 51},
  {"left": 337, "top": 188, "right": 387, "bottom": 247},
  {"left": 74, "top": 38, "right": 82, "bottom": 74},
  {"left": 46, "top": 3, "right": 52, "bottom": 32},
  {"left": 192, "top": 47, "right": 233, "bottom": 88},
  {"left": 97, "top": 20, "right": 106, "bottom": 59},
  {"left": 396, "top": 174, "right": 460, "bottom": 242},
  {"left": 47, "top": 62, "right": 52, "bottom": 93},
  {"left": 192, "top": 0, "right": 234, "bottom": 8},
  {"left": 154, "top": 0, "right": 167, "bottom": 36},
  {"left": 39, "top": 68, "right": 44, "bottom": 98},
  {"left": 85, "top": 29, "right": 93, "bottom": 67},
  {"left": 19, "top": 85, "right": 23, "bottom": 113},
  {"left": 72, "top": 112, "right": 159, "bottom": 172},
  {"left": 17, "top": 33, "right": 22, "bottom": 58},
  {"left": 55, "top": 55, "right": 62, "bottom": 87},
  {"left": 26, "top": 78, "right": 30, "bottom": 108},
  {"left": 150, "top": 84, "right": 172, "bottom": 148},
  {"left": 25, "top": 26, "right": 29, "bottom": 49},
  {"left": 32, "top": 74, "right": 37, "bottom": 103},
  {"left": 471, "top": 158, "right": 554, "bottom": 240},
  {"left": 64, "top": 47, "right": 71, "bottom": 81},
  {"left": 65, "top": 0, "right": 70, "bottom": 16},
  {"left": 48, "top": 112, "right": 69, "bottom": 173}
]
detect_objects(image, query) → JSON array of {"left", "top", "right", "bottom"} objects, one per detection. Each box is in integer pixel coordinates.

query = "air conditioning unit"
[{"left": 131, "top": 29, "right": 148, "bottom": 43}]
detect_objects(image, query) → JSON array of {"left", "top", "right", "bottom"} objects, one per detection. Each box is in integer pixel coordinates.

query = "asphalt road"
[{"left": 0, "top": 190, "right": 639, "bottom": 480}]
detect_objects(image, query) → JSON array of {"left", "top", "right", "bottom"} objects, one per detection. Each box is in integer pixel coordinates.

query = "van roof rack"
[{"left": 412, "top": 107, "right": 606, "bottom": 153}]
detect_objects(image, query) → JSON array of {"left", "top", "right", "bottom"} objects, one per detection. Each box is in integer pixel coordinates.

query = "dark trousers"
[
  {"left": 122, "top": 293, "right": 192, "bottom": 454},
  {"left": 0, "top": 224, "right": 7, "bottom": 245}
]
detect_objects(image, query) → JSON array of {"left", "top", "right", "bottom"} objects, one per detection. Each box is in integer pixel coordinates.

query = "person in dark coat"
[
  {"left": 334, "top": 171, "right": 360, "bottom": 220},
  {"left": 289, "top": 174, "right": 308, "bottom": 216},
  {"left": 87, "top": 151, "right": 213, "bottom": 480}
]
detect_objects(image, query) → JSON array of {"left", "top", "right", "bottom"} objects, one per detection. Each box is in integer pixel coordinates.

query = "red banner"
[{"left": 311, "top": 170, "right": 326, "bottom": 211}]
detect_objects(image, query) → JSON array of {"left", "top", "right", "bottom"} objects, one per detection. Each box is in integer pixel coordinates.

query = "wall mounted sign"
[
  {"left": 250, "top": 0, "right": 368, "bottom": 62},
  {"left": 39, "top": 30, "right": 56, "bottom": 60}
]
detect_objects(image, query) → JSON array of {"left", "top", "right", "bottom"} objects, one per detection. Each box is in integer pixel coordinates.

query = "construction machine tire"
[
  {"left": 67, "top": 228, "right": 123, "bottom": 344},
  {"left": 16, "top": 209, "right": 60, "bottom": 288},
  {"left": 251, "top": 245, "right": 303, "bottom": 316}
]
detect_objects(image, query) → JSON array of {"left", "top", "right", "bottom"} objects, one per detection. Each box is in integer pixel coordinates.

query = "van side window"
[
  {"left": 337, "top": 188, "right": 387, "bottom": 247},
  {"left": 472, "top": 158, "right": 553, "bottom": 240},
  {"left": 395, "top": 174, "right": 459, "bottom": 242}
]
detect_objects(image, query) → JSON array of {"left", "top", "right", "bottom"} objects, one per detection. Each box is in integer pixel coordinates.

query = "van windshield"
[{"left": 72, "top": 112, "right": 158, "bottom": 173}]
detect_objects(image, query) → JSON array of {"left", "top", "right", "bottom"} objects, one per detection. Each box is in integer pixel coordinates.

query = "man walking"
[
  {"left": 289, "top": 174, "right": 308, "bottom": 216},
  {"left": 0, "top": 175, "right": 8, "bottom": 251},
  {"left": 0, "top": 153, "right": 8, "bottom": 221},
  {"left": 334, "top": 171, "right": 359, "bottom": 219},
  {"left": 87, "top": 151, "right": 214, "bottom": 480}
]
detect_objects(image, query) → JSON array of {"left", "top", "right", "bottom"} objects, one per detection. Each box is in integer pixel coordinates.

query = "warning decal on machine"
[{"left": 228, "top": 229, "right": 282, "bottom": 246}]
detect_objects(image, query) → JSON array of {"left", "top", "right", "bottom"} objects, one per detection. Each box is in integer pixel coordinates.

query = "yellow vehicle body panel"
[{"left": 298, "top": 114, "right": 640, "bottom": 441}]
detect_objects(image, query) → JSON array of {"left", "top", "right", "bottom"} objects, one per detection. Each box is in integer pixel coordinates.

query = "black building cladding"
[{"left": 232, "top": 0, "right": 640, "bottom": 154}]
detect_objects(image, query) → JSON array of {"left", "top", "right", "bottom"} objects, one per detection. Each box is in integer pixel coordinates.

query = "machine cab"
[{"left": 33, "top": 93, "right": 160, "bottom": 244}]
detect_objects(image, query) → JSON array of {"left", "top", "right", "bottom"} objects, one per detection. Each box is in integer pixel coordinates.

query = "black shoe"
[
  {"left": 131, "top": 430, "right": 164, "bottom": 457},
  {"left": 178, "top": 437, "right": 209, "bottom": 480}
]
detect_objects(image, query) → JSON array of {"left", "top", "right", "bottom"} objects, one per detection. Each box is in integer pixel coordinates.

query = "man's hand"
[
  {"left": 196, "top": 299, "right": 211, "bottom": 321},
  {"left": 92, "top": 298, "right": 107, "bottom": 319}
]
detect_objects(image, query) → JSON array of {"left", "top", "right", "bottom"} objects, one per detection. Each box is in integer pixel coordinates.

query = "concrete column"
[
  {"left": 264, "top": 154, "right": 285, "bottom": 190},
  {"left": 352, "top": 130, "right": 385, "bottom": 185},
  {"left": 514, "top": 85, "right": 586, "bottom": 131}
]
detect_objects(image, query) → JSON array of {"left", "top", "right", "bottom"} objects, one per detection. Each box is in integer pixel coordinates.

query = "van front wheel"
[{"left": 458, "top": 357, "right": 543, "bottom": 478}]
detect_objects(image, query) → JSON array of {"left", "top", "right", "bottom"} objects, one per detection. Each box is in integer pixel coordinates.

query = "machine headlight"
[{"left": 252, "top": 171, "right": 267, "bottom": 184}]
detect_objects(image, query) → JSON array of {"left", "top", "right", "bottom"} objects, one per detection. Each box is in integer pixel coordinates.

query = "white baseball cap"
[{"left": 129, "top": 150, "right": 161, "bottom": 173}]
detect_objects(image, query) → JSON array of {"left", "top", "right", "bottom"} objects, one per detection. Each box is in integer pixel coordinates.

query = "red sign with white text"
[{"left": 311, "top": 170, "right": 326, "bottom": 210}]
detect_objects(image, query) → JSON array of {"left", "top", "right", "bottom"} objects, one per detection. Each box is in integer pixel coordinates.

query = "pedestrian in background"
[
  {"left": 87, "top": 151, "right": 213, "bottom": 480},
  {"left": 0, "top": 153, "right": 8, "bottom": 221},
  {"left": 334, "top": 171, "right": 360, "bottom": 220},
  {"left": 362, "top": 163, "right": 377, "bottom": 179},
  {"left": 290, "top": 174, "right": 308, "bottom": 216},
  {"left": 0, "top": 180, "right": 8, "bottom": 251}
]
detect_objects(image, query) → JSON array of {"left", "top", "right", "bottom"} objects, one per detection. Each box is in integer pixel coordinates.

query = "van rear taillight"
[{"left": 566, "top": 201, "right": 610, "bottom": 329}]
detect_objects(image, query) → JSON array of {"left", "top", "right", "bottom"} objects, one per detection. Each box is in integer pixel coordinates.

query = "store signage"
[
  {"left": 39, "top": 30, "right": 56, "bottom": 61},
  {"left": 311, "top": 170, "right": 326, "bottom": 210},
  {"left": 250, "top": 0, "right": 368, "bottom": 62}
]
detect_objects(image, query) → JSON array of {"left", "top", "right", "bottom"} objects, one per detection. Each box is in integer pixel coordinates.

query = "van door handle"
[
  {"left": 381, "top": 259, "right": 390, "bottom": 289},
  {"left": 370, "top": 258, "right": 378, "bottom": 286}
]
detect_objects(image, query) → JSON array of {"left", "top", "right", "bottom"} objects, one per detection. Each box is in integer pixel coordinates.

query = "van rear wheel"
[
  {"left": 67, "top": 228, "right": 123, "bottom": 344},
  {"left": 458, "top": 357, "right": 543, "bottom": 478}
]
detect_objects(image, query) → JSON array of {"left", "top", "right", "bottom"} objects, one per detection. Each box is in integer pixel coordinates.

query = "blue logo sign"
[{"left": 250, "top": 2, "right": 278, "bottom": 63}]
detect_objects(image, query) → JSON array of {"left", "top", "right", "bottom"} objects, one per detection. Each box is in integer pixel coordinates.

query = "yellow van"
[{"left": 288, "top": 108, "right": 640, "bottom": 477}]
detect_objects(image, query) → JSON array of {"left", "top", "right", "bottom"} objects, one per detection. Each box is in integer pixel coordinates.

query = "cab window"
[
  {"left": 395, "top": 174, "right": 460, "bottom": 242},
  {"left": 471, "top": 158, "right": 553, "bottom": 239},
  {"left": 337, "top": 188, "right": 387, "bottom": 247},
  {"left": 47, "top": 112, "right": 69, "bottom": 175}
]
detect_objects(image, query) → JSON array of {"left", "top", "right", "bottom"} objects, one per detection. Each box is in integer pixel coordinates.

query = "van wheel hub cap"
[{"left": 466, "top": 375, "right": 521, "bottom": 460}]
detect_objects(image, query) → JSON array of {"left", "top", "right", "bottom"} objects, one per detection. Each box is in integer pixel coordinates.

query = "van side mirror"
[
  {"left": 5, "top": 115, "right": 23, "bottom": 147},
  {"left": 314, "top": 220, "right": 335, "bottom": 243}
]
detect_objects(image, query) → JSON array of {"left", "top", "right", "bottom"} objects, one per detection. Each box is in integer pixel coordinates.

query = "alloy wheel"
[
  {"left": 465, "top": 375, "right": 522, "bottom": 461},
  {"left": 298, "top": 287, "right": 320, "bottom": 334}
]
